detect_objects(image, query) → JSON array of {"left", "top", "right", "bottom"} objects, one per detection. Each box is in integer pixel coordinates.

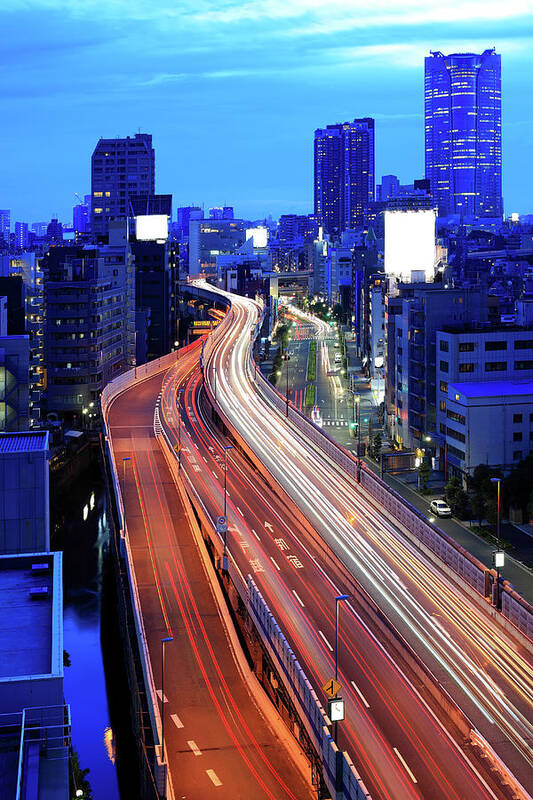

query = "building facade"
[
  {"left": 435, "top": 326, "right": 533, "bottom": 475},
  {"left": 314, "top": 118, "right": 374, "bottom": 235},
  {"left": 90, "top": 133, "right": 155, "bottom": 237},
  {"left": 424, "top": 49, "right": 502, "bottom": 218}
]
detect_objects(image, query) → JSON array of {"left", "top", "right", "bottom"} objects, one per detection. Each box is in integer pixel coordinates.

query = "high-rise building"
[
  {"left": 14, "top": 222, "right": 29, "bottom": 249},
  {"left": 424, "top": 49, "right": 502, "bottom": 219},
  {"left": 0, "top": 210, "right": 10, "bottom": 245},
  {"left": 90, "top": 133, "right": 155, "bottom": 237},
  {"left": 314, "top": 118, "right": 374, "bottom": 235}
]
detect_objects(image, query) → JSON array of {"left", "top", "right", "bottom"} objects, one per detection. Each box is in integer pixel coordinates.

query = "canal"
[{"left": 52, "top": 455, "right": 122, "bottom": 799}]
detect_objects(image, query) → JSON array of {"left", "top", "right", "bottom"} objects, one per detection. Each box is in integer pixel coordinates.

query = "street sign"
[
  {"left": 216, "top": 516, "right": 227, "bottom": 533},
  {"left": 322, "top": 677, "right": 342, "bottom": 699},
  {"left": 328, "top": 698, "right": 345, "bottom": 722}
]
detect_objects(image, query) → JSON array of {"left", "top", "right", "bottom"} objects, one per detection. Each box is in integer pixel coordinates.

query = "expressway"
[
  {"left": 106, "top": 347, "right": 314, "bottom": 800},
  {"left": 159, "top": 281, "right": 533, "bottom": 799}
]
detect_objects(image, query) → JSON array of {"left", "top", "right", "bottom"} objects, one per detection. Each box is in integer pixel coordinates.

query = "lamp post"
[
  {"left": 334, "top": 594, "right": 349, "bottom": 744},
  {"left": 212, "top": 366, "right": 217, "bottom": 403},
  {"left": 355, "top": 395, "right": 361, "bottom": 474},
  {"left": 223, "top": 445, "right": 233, "bottom": 564},
  {"left": 160, "top": 636, "right": 173, "bottom": 765},
  {"left": 282, "top": 350, "right": 290, "bottom": 417},
  {"left": 122, "top": 456, "right": 131, "bottom": 487},
  {"left": 177, "top": 388, "right": 184, "bottom": 473},
  {"left": 491, "top": 477, "right": 501, "bottom": 544}
]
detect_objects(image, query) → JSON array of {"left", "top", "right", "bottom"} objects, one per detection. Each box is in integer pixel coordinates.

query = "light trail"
[{"left": 189, "top": 280, "right": 533, "bottom": 797}]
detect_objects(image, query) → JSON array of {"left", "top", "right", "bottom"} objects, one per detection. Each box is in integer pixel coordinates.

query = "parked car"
[
  {"left": 311, "top": 406, "right": 323, "bottom": 427},
  {"left": 334, "top": 353, "right": 342, "bottom": 364},
  {"left": 429, "top": 499, "right": 452, "bottom": 518}
]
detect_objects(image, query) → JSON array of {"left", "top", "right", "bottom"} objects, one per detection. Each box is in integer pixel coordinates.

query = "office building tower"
[
  {"left": 46, "top": 218, "right": 63, "bottom": 244},
  {"left": 14, "top": 222, "right": 29, "bottom": 249},
  {"left": 73, "top": 195, "right": 90, "bottom": 235},
  {"left": 31, "top": 222, "right": 48, "bottom": 238},
  {"left": 43, "top": 245, "right": 131, "bottom": 414},
  {"left": 424, "top": 49, "right": 502, "bottom": 218},
  {"left": 0, "top": 210, "right": 10, "bottom": 245},
  {"left": 90, "top": 133, "right": 155, "bottom": 237},
  {"left": 314, "top": 118, "right": 374, "bottom": 235}
]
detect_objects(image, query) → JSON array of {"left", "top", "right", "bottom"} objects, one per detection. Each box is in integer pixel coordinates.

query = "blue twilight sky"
[{"left": 1, "top": 0, "right": 533, "bottom": 224}]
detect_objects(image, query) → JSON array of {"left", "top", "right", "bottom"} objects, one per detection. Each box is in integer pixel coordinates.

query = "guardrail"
[{"left": 248, "top": 577, "right": 371, "bottom": 800}]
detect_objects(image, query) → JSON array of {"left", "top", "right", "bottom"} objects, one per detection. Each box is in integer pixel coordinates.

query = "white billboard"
[
  {"left": 245, "top": 226, "right": 268, "bottom": 248},
  {"left": 136, "top": 214, "right": 168, "bottom": 241},
  {"left": 384, "top": 209, "right": 436, "bottom": 281}
]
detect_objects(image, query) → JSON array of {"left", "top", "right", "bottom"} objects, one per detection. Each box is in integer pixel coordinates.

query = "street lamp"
[
  {"left": 491, "top": 477, "right": 501, "bottom": 544},
  {"left": 222, "top": 445, "right": 234, "bottom": 567},
  {"left": 122, "top": 456, "right": 131, "bottom": 486},
  {"left": 212, "top": 366, "right": 217, "bottom": 403},
  {"left": 333, "top": 594, "right": 349, "bottom": 744},
  {"left": 282, "top": 349, "right": 290, "bottom": 417},
  {"left": 177, "top": 388, "right": 184, "bottom": 473},
  {"left": 160, "top": 636, "right": 173, "bottom": 765}
]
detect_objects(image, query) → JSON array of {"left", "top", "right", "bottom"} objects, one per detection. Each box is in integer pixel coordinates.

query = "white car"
[
  {"left": 430, "top": 499, "right": 452, "bottom": 518},
  {"left": 311, "top": 406, "right": 323, "bottom": 427}
]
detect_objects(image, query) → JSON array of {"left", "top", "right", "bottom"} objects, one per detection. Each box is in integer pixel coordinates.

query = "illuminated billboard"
[
  {"left": 384, "top": 209, "right": 436, "bottom": 281},
  {"left": 136, "top": 214, "right": 168, "bottom": 241},
  {"left": 245, "top": 226, "right": 268, "bottom": 248}
]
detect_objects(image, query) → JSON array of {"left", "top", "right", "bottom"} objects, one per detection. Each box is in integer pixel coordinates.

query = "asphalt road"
[
  {"left": 184, "top": 282, "right": 533, "bottom": 799},
  {"left": 106, "top": 350, "right": 314, "bottom": 800}
]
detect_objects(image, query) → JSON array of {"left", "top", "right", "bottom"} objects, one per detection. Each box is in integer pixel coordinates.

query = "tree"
[
  {"left": 370, "top": 433, "right": 382, "bottom": 461},
  {"left": 418, "top": 461, "right": 431, "bottom": 493},
  {"left": 445, "top": 476, "right": 468, "bottom": 519},
  {"left": 471, "top": 491, "right": 486, "bottom": 526}
]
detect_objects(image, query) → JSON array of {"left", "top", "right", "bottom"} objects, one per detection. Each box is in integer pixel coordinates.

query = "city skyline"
[{"left": 2, "top": 1, "right": 533, "bottom": 223}]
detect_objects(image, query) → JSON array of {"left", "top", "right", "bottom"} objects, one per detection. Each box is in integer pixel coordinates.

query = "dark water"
[{"left": 52, "top": 459, "right": 120, "bottom": 800}]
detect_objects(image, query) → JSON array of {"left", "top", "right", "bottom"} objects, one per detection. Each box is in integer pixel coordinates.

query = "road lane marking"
[
  {"left": 171, "top": 714, "right": 184, "bottom": 729},
  {"left": 264, "top": 521, "right": 274, "bottom": 531},
  {"left": 206, "top": 769, "right": 222, "bottom": 787},
  {"left": 192, "top": 464, "right": 201, "bottom": 472},
  {"left": 292, "top": 590, "right": 305, "bottom": 607},
  {"left": 394, "top": 748, "right": 417, "bottom": 783},
  {"left": 318, "top": 630, "right": 333, "bottom": 651},
  {"left": 237, "top": 506, "right": 244, "bottom": 516},
  {"left": 188, "top": 740, "right": 202, "bottom": 756},
  {"left": 202, "top": 456, "right": 208, "bottom": 463},
  {"left": 212, "top": 471, "right": 218, "bottom": 478},
  {"left": 251, "top": 529, "right": 261, "bottom": 541},
  {"left": 351, "top": 680, "right": 370, "bottom": 708},
  {"left": 270, "top": 557, "right": 281, "bottom": 571},
  {"left": 156, "top": 690, "right": 168, "bottom": 703}
]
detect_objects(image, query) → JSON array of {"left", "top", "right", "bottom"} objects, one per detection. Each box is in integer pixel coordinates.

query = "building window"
[
  {"left": 440, "top": 380, "right": 448, "bottom": 393},
  {"left": 440, "top": 423, "right": 446, "bottom": 434},
  {"left": 440, "top": 401, "right": 446, "bottom": 412},
  {"left": 459, "top": 342, "right": 474, "bottom": 352},
  {"left": 530, "top": 431, "right": 533, "bottom": 440},
  {"left": 459, "top": 363, "right": 474, "bottom": 373},
  {"left": 447, "top": 409, "right": 466, "bottom": 425},
  {"left": 530, "top": 413, "right": 533, "bottom": 423},
  {"left": 514, "top": 340, "right": 533, "bottom": 350},
  {"left": 513, "top": 413, "right": 522, "bottom": 423},
  {"left": 440, "top": 360, "right": 449, "bottom": 373},
  {"left": 513, "top": 432, "right": 523, "bottom": 441},
  {"left": 485, "top": 361, "right": 506, "bottom": 372},
  {"left": 439, "top": 340, "right": 449, "bottom": 352},
  {"left": 446, "top": 426, "right": 466, "bottom": 443},
  {"left": 514, "top": 360, "right": 533, "bottom": 370},
  {"left": 485, "top": 341, "right": 507, "bottom": 351},
  {"left": 513, "top": 451, "right": 522, "bottom": 460}
]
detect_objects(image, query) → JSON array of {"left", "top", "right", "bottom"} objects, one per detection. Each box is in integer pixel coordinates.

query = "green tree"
[
  {"left": 445, "top": 476, "right": 468, "bottom": 519},
  {"left": 418, "top": 461, "right": 431, "bottom": 492},
  {"left": 370, "top": 433, "right": 382, "bottom": 461},
  {"left": 471, "top": 491, "right": 486, "bottom": 526}
]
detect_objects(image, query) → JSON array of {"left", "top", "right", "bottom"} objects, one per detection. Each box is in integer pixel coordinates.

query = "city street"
[{"left": 106, "top": 351, "right": 314, "bottom": 800}]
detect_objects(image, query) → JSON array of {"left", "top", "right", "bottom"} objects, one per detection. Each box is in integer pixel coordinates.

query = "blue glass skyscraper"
[
  {"left": 314, "top": 118, "right": 374, "bottom": 235},
  {"left": 424, "top": 49, "right": 502, "bottom": 219}
]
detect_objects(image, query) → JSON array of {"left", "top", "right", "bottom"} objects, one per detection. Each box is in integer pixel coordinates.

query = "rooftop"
[
  {"left": 449, "top": 380, "right": 533, "bottom": 399},
  {"left": 0, "top": 553, "right": 59, "bottom": 679},
  {"left": 0, "top": 431, "right": 49, "bottom": 455}
]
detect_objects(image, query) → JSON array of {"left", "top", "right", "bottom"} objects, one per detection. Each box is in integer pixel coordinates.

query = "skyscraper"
[
  {"left": 424, "top": 49, "right": 502, "bottom": 219},
  {"left": 90, "top": 133, "right": 155, "bottom": 237},
  {"left": 0, "top": 211, "right": 10, "bottom": 245},
  {"left": 314, "top": 118, "right": 374, "bottom": 235}
]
